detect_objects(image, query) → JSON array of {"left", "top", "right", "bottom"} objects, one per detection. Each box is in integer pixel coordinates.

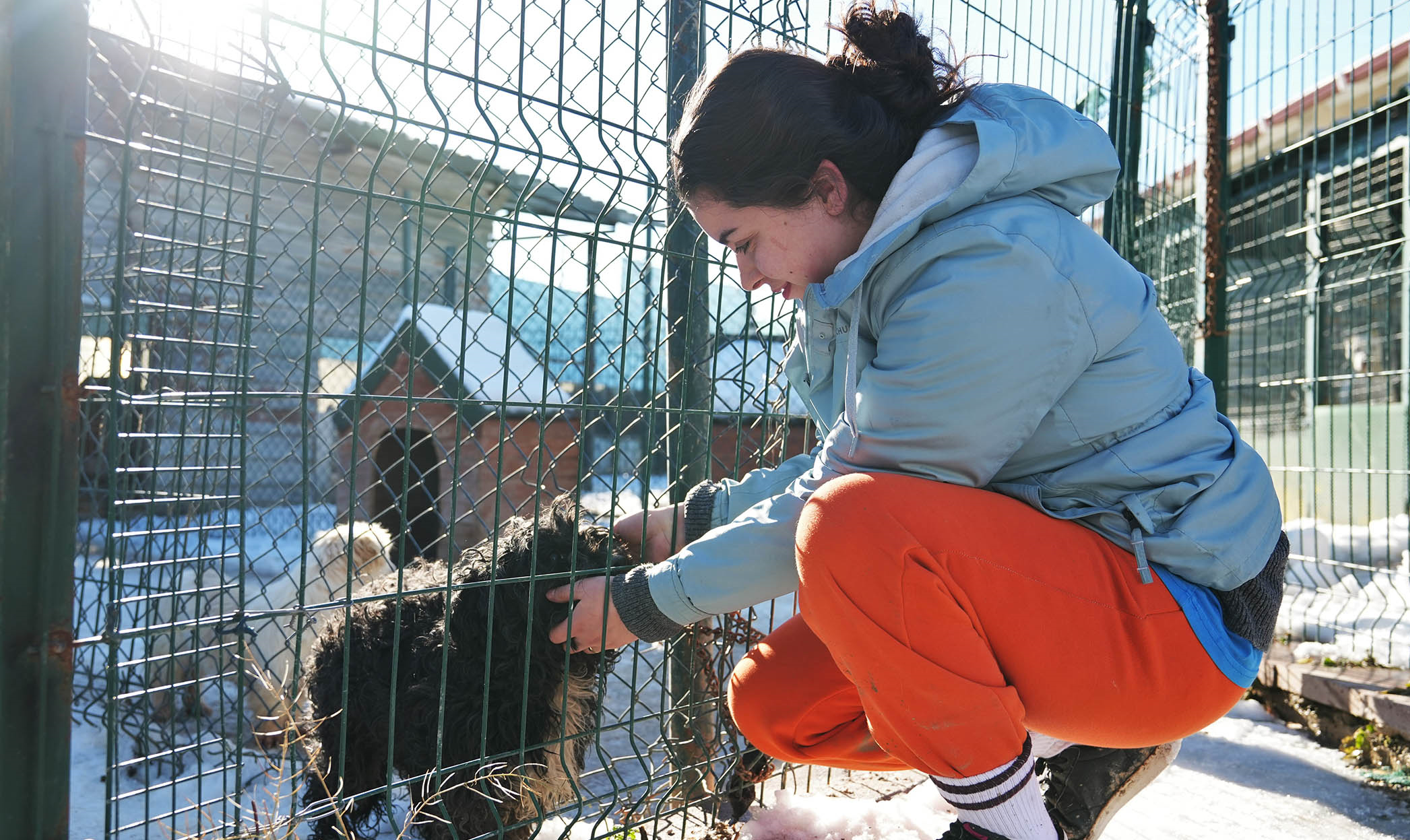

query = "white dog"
[{"left": 146, "top": 521, "right": 395, "bottom": 747}]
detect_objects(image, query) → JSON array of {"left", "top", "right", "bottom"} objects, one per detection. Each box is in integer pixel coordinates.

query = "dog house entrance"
[{"left": 371, "top": 428, "right": 446, "bottom": 565}]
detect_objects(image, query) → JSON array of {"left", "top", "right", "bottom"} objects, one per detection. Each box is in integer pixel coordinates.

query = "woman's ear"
[{"left": 812, "top": 160, "right": 851, "bottom": 215}]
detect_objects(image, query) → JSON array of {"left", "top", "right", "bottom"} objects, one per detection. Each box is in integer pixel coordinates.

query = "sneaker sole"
[{"left": 1085, "top": 740, "right": 1181, "bottom": 840}]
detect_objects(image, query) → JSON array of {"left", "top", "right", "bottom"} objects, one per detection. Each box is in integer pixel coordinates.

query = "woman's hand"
[
  {"left": 546, "top": 576, "right": 638, "bottom": 653},
  {"left": 612, "top": 504, "right": 687, "bottom": 567},
  {"left": 548, "top": 505, "right": 686, "bottom": 652}
]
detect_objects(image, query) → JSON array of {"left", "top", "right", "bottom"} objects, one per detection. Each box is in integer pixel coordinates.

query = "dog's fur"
[
  {"left": 146, "top": 521, "right": 395, "bottom": 746},
  {"left": 300, "top": 497, "right": 624, "bottom": 840}
]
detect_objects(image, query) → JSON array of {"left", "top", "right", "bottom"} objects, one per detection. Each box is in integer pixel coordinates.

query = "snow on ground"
[
  {"left": 738, "top": 786, "right": 952, "bottom": 840},
  {"left": 1100, "top": 700, "right": 1410, "bottom": 839},
  {"left": 733, "top": 701, "right": 1410, "bottom": 840}
]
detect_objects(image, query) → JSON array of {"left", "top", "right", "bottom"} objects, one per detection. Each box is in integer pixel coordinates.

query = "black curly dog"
[{"left": 301, "top": 497, "right": 625, "bottom": 840}]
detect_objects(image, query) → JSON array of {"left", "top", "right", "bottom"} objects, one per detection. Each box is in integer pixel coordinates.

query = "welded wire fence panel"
[
  {"left": 63, "top": 2, "right": 1141, "bottom": 839},
  {"left": 1217, "top": 0, "right": 1410, "bottom": 670},
  {"left": 1119, "top": 0, "right": 1206, "bottom": 355}
]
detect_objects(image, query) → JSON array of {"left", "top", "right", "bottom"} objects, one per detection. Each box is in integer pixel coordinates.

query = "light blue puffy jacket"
[{"left": 643, "top": 83, "right": 1284, "bottom": 628}]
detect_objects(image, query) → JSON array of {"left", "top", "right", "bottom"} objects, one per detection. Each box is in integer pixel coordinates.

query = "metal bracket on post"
[{"left": 663, "top": 0, "right": 719, "bottom": 810}]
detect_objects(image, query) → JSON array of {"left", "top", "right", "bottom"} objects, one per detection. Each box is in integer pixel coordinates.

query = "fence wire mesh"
[
  {"left": 1216, "top": 0, "right": 1410, "bottom": 671},
  {"left": 43, "top": 0, "right": 1410, "bottom": 839}
]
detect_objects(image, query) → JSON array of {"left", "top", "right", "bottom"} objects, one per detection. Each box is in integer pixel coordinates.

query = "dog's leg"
[
  {"left": 303, "top": 668, "right": 391, "bottom": 838},
  {"left": 304, "top": 729, "right": 386, "bottom": 840},
  {"left": 145, "top": 644, "right": 179, "bottom": 723}
]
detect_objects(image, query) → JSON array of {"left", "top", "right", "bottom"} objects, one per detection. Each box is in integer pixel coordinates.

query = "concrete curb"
[{"left": 1257, "top": 643, "right": 1410, "bottom": 739}]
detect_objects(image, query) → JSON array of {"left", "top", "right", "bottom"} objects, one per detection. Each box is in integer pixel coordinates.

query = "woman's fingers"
[
  {"left": 547, "top": 576, "right": 606, "bottom": 647},
  {"left": 545, "top": 575, "right": 640, "bottom": 652},
  {"left": 613, "top": 510, "right": 647, "bottom": 562}
]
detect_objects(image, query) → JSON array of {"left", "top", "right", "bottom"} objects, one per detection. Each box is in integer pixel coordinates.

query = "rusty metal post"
[
  {"left": 1200, "top": 0, "right": 1232, "bottom": 410},
  {"left": 0, "top": 0, "right": 87, "bottom": 837}
]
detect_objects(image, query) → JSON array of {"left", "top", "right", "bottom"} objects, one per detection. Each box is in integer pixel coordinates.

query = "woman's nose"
[{"left": 737, "top": 256, "right": 765, "bottom": 292}]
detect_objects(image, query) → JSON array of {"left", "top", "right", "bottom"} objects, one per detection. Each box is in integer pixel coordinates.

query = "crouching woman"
[{"left": 548, "top": 4, "right": 1287, "bottom": 838}]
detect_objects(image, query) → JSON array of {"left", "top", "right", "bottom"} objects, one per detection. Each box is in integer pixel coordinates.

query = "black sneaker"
[
  {"left": 1039, "top": 741, "right": 1180, "bottom": 839},
  {"left": 718, "top": 745, "right": 774, "bottom": 822},
  {"left": 938, "top": 822, "right": 1016, "bottom": 840}
]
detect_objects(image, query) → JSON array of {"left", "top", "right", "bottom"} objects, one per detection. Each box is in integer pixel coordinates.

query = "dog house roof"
[{"left": 334, "top": 304, "right": 572, "bottom": 433}]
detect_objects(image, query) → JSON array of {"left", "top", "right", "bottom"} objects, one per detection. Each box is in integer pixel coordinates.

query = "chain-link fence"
[{"left": 4, "top": 0, "right": 1408, "bottom": 838}]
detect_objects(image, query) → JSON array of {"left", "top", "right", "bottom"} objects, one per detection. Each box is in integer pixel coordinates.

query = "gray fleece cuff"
[
  {"left": 611, "top": 565, "right": 687, "bottom": 643},
  {"left": 683, "top": 481, "right": 720, "bottom": 544}
]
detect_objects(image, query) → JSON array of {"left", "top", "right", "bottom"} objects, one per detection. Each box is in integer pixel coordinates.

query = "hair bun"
[{"left": 825, "top": 2, "right": 965, "bottom": 129}]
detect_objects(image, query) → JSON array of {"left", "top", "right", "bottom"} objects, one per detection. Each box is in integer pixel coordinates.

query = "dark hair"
[{"left": 671, "top": 1, "right": 971, "bottom": 211}]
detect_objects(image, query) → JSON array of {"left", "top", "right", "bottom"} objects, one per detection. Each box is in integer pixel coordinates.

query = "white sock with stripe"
[{"left": 931, "top": 736, "right": 1059, "bottom": 840}]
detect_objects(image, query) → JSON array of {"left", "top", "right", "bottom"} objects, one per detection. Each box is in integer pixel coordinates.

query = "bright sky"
[{"left": 87, "top": 0, "right": 1410, "bottom": 325}]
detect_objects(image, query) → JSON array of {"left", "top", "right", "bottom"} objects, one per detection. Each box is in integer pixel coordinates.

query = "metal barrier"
[
  {"left": 4, "top": 0, "right": 1408, "bottom": 838},
  {"left": 1217, "top": 0, "right": 1409, "bottom": 670}
]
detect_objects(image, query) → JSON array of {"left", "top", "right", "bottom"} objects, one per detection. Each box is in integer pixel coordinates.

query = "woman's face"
[{"left": 687, "top": 162, "right": 870, "bottom": 302}]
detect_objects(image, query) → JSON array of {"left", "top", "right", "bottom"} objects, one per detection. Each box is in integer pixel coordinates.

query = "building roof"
[
  {"left": 1153, "top": 35, "right": 1410, "bottom": 199},
  {"left": 89, "top": 27, "right": 631, "bottom": 226},
  {"left": 1228, "top": 36, "right": 1410, "bottom": 175},
  {"left": 333, "top": 303, "right": 572, "bottom": 432}
]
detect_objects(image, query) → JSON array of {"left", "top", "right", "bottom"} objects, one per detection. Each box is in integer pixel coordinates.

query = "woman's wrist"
[
  {"left": 681, "top": 481, "right": 719, "bottom": 546},
  {"left": 610, "top": 567, "right": 688, "bottom": 643}
]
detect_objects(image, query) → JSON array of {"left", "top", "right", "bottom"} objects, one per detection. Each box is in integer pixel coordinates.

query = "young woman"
[{"left": 547, "top": 5, "right": 1288, "bottom": 839}]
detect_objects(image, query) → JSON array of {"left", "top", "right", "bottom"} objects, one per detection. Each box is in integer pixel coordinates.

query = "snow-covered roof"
[
  {"left": 380, "top": 303, "right": 571, "bottom": 406},
  {"left": 709, "top": 338, "right": 808, "bottom": 417},
  {"left": 335, "top": 304, "right": 572, "bottom": 431}
]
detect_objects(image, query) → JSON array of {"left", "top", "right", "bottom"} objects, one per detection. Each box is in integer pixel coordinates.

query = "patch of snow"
[
  {"left": 739, "top": 788, "right": 952, "bottom": 840},
  {"left": 1284, "top": 515, "right": 1410, "bottom": 583},
  {"left": 579, "top": 475, "right": 673, "bottom": 519},
  {"left": 1291, "top": 640, "right": 1353, "bottom": 662},
  {"left": 1100, "top": 699, "right": 1410, "bottom": 839}
]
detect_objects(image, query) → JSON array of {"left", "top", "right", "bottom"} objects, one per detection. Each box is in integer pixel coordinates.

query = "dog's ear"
[
  {"left": 309, "top": 526, "right": 349, "bottom": 584},
  {"left": 351, "top": 522, "right": 394, "bottom": 576}
]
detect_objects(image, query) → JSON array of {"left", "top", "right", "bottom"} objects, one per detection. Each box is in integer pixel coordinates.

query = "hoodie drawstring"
[
  {"left": 843, "top": 313, "right": 862, "bottom": 457},
  {"left": 1119, "top": 493, "right": 1156, "bottom": 585}
]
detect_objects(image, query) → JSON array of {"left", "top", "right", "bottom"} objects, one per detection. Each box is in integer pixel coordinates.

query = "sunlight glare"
[{"left": 89, "top": 0, "right": 327, "bottom": 56}]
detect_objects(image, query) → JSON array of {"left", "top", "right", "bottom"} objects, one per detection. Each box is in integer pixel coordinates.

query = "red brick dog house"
[
  {"left": 332, "top": 304, "right": 578, "bottom": 563},
  {"left": 333, "top": 307, "right": 815, "bottom": 564}
]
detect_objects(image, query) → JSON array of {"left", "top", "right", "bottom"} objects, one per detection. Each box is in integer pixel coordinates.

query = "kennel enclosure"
[{"left": 3, "top": 1, "right": 1409, "bottom": 838}]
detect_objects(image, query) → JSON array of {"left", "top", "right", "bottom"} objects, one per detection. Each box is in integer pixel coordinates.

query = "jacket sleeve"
[
  {"left": 710, "top": 449, "right": 819, "bottom": 528},
  {"left": 644, "top": 225, "right": 1100, "bottom": 625}
]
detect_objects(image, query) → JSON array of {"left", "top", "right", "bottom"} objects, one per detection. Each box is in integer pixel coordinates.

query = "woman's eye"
[{"left": 735, "top": 241, "right": 750, "bottom": 255}]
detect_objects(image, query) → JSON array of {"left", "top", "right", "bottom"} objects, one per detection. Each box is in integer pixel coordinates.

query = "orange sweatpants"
[{"left": 727, "top": 473, "right": 1246, "bottom": 779}]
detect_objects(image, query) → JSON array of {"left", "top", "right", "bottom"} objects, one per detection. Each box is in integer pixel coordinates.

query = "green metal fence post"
[
  {"left": 664, "top": 0, "right": 718, "bottom": 808},
  {"left": 0, "top": 0, "right": 87, "bottom": 837},
  {"left": 1198, "top": 0, "right": 1231, "bottom": 410},
  {"left": 1103, "top": 0, "right": 1153, "bottom": 257}
]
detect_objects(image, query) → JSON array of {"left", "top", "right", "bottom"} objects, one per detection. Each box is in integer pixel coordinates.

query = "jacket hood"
[{"left": 813, "top": 83, "right": 1122, "bottom": 309}]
